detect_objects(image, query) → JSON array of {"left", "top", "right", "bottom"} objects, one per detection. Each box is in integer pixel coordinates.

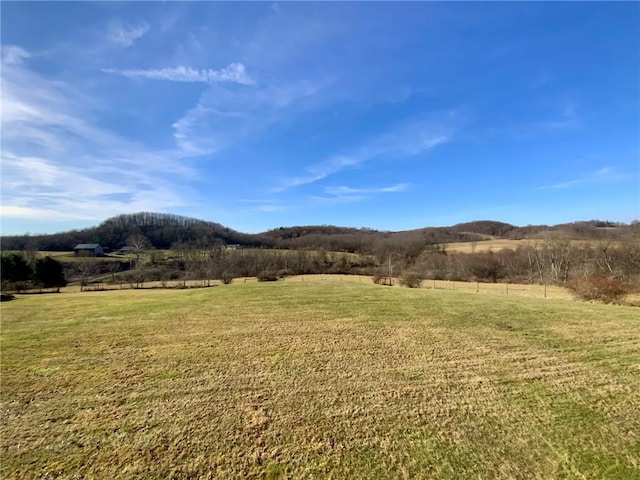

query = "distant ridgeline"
[
  {"left": 0, "top": 212, "right": 634, "bottom": 254},
  {"left": 1, "top": 213, "right": 267, "bottom": 251}
]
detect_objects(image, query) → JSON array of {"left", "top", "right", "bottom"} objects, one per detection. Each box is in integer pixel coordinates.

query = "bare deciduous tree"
[
  {"left": 77, "top": 256, "right": 97, "bottom": 292},
  {"left": 127, "top": 234, "right": 151, "bottom": 268}
]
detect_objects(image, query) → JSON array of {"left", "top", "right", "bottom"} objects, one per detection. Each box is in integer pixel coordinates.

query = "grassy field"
[
  {"left": 59, "top": 275, "right": 575, "bottom": 301},
  {"left": 34, "top": 251, "right": 128, "bottom": 263},
  {"left": 442, "top": 238, "right": 612, "bottom": 253},
  {"left": 443, "top": 239, "right": 530, "bottom": 253},
  {"left": 1, "top": 279, "right": 639, "bottom": 479}
]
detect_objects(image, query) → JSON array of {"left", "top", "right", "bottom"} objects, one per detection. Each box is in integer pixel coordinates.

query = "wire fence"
[
  {"left": 292, "top": 275, "right": 572, "bottom": 300},
  {"left": 23, "top": 274, "right": 572, "bottom": 301}
]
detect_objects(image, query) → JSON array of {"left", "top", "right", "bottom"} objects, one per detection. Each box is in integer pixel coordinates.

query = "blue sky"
[{"left": 1, "top": 2, "right": 638, "bottom": 235}]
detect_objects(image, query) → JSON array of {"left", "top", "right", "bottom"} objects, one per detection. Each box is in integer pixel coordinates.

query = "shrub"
[
  {"left": 142, "top": 267, "right": 167, "bottom": 282},
  {"left": 566, "top": 276, "right": 634, "bottom": 304},
  {"left": 277, "top": 269, "right": 290, "bottom": 279},
  {"left": 400, "top": 272, "right": 423, "bottom": 288},
  {"left": 11, "top": 281, "right": 31, "bottom": 293},
  {"left": 371, "top": 273, "right": 393, "bottom": 286},
  {"left": 220, "top": 272, "right": 234, "bottom": 285},
  {"left": 257, "top": 270, "right": 279, "bottom": 282},
  {"left": 124, "top": 270, "right": 146, "bottom": 288}
]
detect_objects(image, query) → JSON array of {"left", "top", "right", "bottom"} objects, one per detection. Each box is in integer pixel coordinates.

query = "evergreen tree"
[
  {"left": 1, "top": 252, "right": 33, "bottom": 292},
  {"left": 34, "top": 257, "right": 67, "bottom": 290},
  {"left": 1, "top": 252, "right": 32, "bottom": 283}
]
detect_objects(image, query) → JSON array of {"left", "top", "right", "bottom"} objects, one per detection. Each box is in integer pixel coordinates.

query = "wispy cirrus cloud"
[
  {"left": 237, "top": 199, "right": 289, "bottom": 214},
  {"left": 274, "top": 111, "right": 459, "bottom": 192},
  {"left": 535, "top": 167, "right": 629, "bottom": 191},
  {"left": 1, "top": 45, "right": 193, "bottom": 225},
  {"left": 1, "top": 151, "right": 186, "bottom": 223},
  {"left": 317, "top": 183, "right": 411, "bottom": 202},
  {"left": 170, "top": 78, "right": 326, "bottom": 156},
  {"left": 1, "top": 45, "right": 30, "bottom": 65},
  {"left": 277, "top": 155, "right": 361, "bottom": 191},
  {"left": 103, "top": 63, "right": 254, "bottom": 85},
  {"left": 106, "top": 53, "right": 323, "bottom": 158},
  {"left": 106, "top": 20, "right": 150, "bottom": 47},
  {"left": 325, "top": 183, "right": 410, "bottom": 196},
  {"left": 511, "top": 100, "right": 580, "bottom": 138},
  {"left": 237, "top": 183, "right": 411, "bottom": 212}
]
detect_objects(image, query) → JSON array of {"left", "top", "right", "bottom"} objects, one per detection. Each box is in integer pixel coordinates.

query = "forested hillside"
[
  {"left": 2, "top": 212, "right": 633, "bottom": 255},
  {"left": 1, "top": 212, "right": 272, "bottom": 251},
  {"left": 2, "top": 213, "right": 639, "bottom": 293}
]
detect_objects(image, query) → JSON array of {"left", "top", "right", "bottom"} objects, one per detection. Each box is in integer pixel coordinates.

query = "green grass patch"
[{"left": 1, "top": 280, "right": 639, "bottom": 479}]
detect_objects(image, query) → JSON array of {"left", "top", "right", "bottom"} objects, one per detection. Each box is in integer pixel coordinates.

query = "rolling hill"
[{"left": 0, "top": 212, "right": 634, "bottom": 254}]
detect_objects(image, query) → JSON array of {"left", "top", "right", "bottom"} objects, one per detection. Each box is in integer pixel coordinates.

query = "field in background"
[
  {"left": 34, "top": 251, "right": 128, "bottom": 263},
  {"left": 54, "top": 275, "right": 574, "bottom": 301},
  {"left": 443, "top": 238, "right": 615, "bottom": 253},
  {"left": 2, "top": 279, "right": 638, "bottom": 479},
  {"left": 443, "top": 239, "right": 530, "bottom": 253}
]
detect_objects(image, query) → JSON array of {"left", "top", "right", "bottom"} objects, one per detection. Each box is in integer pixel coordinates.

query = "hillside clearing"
[
  {"left": 1, "top": 280, "right": 639, "bottom": 479},
  {"left": 442, "top": 238, "right": 606, "bottom": 253}
]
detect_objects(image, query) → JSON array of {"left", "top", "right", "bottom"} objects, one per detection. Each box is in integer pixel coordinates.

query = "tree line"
[
  {"left": 2, "top": 212, "right": 635, "bottom": 254},
  {"left": 1, "top": 212, "right": 270, "bottom": 251},
  {"left": 84, "top": 229, "right": 639, "bottom": 291},
  {"left": 97, "top": 245, "right": 378, "bottom": 289},
  {"left": 397, "top": 234, "right": 640, "bottom": 286},
  {"left": 2, "top": 213, "right": 638, "bottom": 295},
  {"left": 3, "top": 229, "right": 638, "bottom": 298},
  {"left": 1, "top": 253, "right": 67, "bottom": 292}
]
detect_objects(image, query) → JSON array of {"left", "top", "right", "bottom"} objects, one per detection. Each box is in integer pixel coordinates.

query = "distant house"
[
  {"left": 118, "top": 246, "right": 134, "bottom": 254},
  {"left": 73, "top": 243, "right": 104, "bottom": 257},
  {"left": 225, "top": 244, "right": 242, "bottom": 250}
]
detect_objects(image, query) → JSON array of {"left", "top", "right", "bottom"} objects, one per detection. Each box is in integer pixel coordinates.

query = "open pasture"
[
  {"left": 56, "top": 274, "right": 574, "bottom": 301},
  {"left": 1, "top": 279, "right": 639, "bottom": 479},
  {"left": 442, "top": 238, "right": 614, "bottom": 254},
  {"left": 34, "top": 251, "right": 127, "bottom": 263},
  {"left": 443, "top": 239, "right": 529, "bottom": 253}
]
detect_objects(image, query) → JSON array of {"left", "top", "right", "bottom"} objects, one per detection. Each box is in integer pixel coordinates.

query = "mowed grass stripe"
[{"left": 1, "top": 280, "right": 639, "bottom": 479}]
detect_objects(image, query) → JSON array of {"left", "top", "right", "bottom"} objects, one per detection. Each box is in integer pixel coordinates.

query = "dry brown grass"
[
  {"left": 1, "top": 279, "right": 639, "bottom": 479},
  {"left": 443, "top": 238, "right": 602, "bottom": 253},
  {"left": 444, "top": 239, "right": 531, "bottom": 253},
  {"left": 56, "top": 274, "right": 573, "bottom": 301}
]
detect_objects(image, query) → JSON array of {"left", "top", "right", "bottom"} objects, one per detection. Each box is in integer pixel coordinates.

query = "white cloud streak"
[
  {"left": 535, "top": 167, "right": 629, "bottom": 191},
  {"left": 106, "top": 20, "right": 150, "bottom": 47},
  {"left": 1, "top": 45, "right": 30, "bottom": 65},
  {"left": 170, "top": 78, "right": 325, "bottom": 156},
  {"left": 274, "top": 112, "right": 457, "bottom": 192},
  {"left": 236, "top": 198, "right": 289, "bottom": 214},
  {"left": 1, "top": 45, "right": 193, "bottom": 226},
  {"left": 103, "top": 63, "right": 254, "bottom": 85},
  {"left": 313, "top": 183, "right": 411, "bottom": 203},
  {"left": 325, "top": 183, "right": 411, "bottom": 196}
]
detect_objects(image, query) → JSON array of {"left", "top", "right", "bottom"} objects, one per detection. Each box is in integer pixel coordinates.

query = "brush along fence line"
[
  {"left": 288, "top": 275, "right": 569, "bottom": 300},
  {"left": 55, "top": 274, "right": 573, "bottom": 301}
]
